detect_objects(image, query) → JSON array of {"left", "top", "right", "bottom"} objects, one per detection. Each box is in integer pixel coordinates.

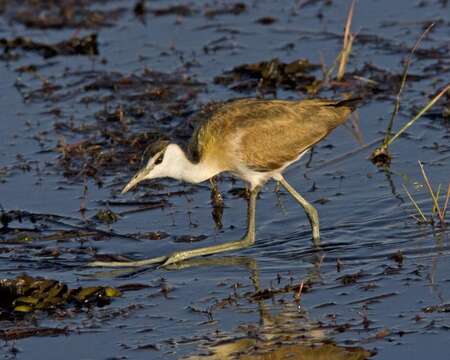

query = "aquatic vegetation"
[
  {"left": 0, "top": 34, "right": 98, "bottom": 59},
  {"left": 370, "top": 23, "right": 450, "bottom": 166},
  {"left": 336, "top": 0, "right": 356, "bottom": 81},
  {"left": 403, "top": 161, "right": 449, "bottom": 226},
  {"left": 0, "top": 274, "right": 121, "bottom": 317},
  {"left": 214, "top": 57, "right": 320, "bottom": 92},
  {"left": 94, "top": 208, "right": 120, "bottom": 224}
]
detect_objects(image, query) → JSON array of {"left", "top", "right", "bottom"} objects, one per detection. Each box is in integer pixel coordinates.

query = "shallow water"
[{"left": 0, "top": 0, "right": 449, "bottom": 359}]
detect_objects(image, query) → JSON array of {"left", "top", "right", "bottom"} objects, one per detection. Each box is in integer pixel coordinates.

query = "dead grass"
[
  {"left": 336, "top": 0, "right": 356, "bottom": 81},
  {"left": 311, "top": 0, "right": 357, "bottom": 95},
  {"left": 403, "top": 161, "right": 450, "bottom": 227},
  {"left": 383, "top": 23, "right": 435, "bottom": 144},
  {"left": 369, "top": 23, "right": 450, "bottom": 166},
  {"left": 385, "top": 83, "right": 450, "bottom": 147}
]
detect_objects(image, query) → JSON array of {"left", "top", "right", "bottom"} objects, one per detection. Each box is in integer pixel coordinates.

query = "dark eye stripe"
[
  {"left": 154, "top": 153, "right": 164, "bottom": 165},
  {"left": 141, "top": 139, "right": 170, "bottom": 166}
]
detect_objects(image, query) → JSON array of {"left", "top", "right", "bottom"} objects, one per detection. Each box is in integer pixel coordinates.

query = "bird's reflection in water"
[
  {"left": 177, "top": 256, "right": 372, "bottom": 360},
  {"left": 192, "top": 340, "right": 371, "bottom": 360}
]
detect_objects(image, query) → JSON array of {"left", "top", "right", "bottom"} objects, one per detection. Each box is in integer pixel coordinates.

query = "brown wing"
[
  {"left": 187, "top": 101, "right": 230, "bottom": 163},
  {"left": 187, "top": 99, "right": 257, "bottom": 166},
  {"left": 236, "top": 99, "right": 354, "bottom": 171},
  {"left": 189, "top": 98, "right": 355, "bottom": 172}
]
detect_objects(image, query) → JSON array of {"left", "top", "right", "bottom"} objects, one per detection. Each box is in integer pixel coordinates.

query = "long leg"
[
  {"left": 278, "top": 176, "right": 320, "bottom": 244},
  {"left": 160, "top": 186, "right": 260, "bottom": 266},
  {"left": 89, "top": 186, "right": 261, "bottom": 268}
]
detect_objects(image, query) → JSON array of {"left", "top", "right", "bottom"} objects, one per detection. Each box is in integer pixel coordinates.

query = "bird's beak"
[{"left": 121, "top": 169, "right": 148, "bottom": 194}]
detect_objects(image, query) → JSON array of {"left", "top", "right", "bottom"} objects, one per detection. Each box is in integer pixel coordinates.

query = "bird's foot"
[
  {"left": 89, "top": 235, "right": 256, "bottom": 268},
  {"left": 88, "top": 252, "right": 198, "bottom": 269},
  {"left": 88, "top": 254, "right": 168, "bottom": 268},
  {"left": 160, "top": 250, "right": 203, "bottom": 267}
]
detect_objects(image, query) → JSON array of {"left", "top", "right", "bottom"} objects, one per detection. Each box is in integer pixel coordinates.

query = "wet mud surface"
[{"left": 0, "top": 0, "right": 449, "bottom": 359}]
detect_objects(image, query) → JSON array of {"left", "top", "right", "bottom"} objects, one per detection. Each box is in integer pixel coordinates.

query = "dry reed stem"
[
  {"left": 402, "top": 184, "right": 428, "bottom": 223},
  {"left": 337, "top": 0, "right": 356, "bottom": 81},
  {"left": 442, "top": 183, "right": 450, "bottom": 219},
  {"left": 319, "top": 52, "right": 327, "bottom": 79},
  {"left": 370, "top": 24, "right": 438, "bottom": 165},
  {"left": 386, "top": 83, "right": 450, "bottom": 146},
  {"left": 294, "top": 280, "right": 304, "bottom": 302},
  {"left": 434, "top": 184, "right": 442, "bottom": 215},
  {"left": 383, "top": 23, "right": 435, "bottom": 145},
  {"left": 324, "top": 51, "right": 340, "bottom": 84},
  {"left": 418, "top": 161, "right": 445, "bottom": 225},
  {"left": 351, "top": 112, "right": 364, "bottom": 145},
  {"left": 318, "top": 48, "right": 340, "bottom": 88},
  {"left": 337, "top": 36, "right": 354, "bottom": 81},
  {"left": 352, "top": 75, "right": 378, "bottom": 85},
  {"left": 308, "top": 136, "right": 383, "bottom": 173}
]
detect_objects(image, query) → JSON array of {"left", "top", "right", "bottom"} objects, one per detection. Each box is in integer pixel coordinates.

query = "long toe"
[{"left": 161, "top": 252, "right": 186, "bottom": 267}]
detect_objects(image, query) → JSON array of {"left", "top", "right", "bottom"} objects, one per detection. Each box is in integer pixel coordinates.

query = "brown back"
[{"left": 189, "top": 98, "right": 358, "bottom": 172}]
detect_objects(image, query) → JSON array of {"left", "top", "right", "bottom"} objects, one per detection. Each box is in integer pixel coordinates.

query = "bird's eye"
[{"left": 154, "top": 154, "right": 164, "bottom": 165}]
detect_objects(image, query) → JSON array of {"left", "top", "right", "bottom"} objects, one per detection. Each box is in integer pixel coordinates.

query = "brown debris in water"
[
  {"left": 339, "top": 271, "right": 365, "bottom": 285},
  {"left": 204, "top": 3, "right": 246, "bottom": 18},
  {"left": 139, "top": 2, "right": 247, "bottom": 19},
  {"left": 210, "top": 177, "right": 224, "bottom": 229},
  {"left": 174, "top": 234, "right": 208, "bottom": 243},
  {"left": 149, "top": 4, "right": 194, "bottom": 17},
  {"left": 248, "top": 281, "right": 312, "bottom": 301},
  {"left": 423, "top": 303, "right": 450, "bottom": 313},
  {"left": 0, "top": 34, "right": 99, "bottom": 59},
  {"left": 390, "top": 250, "right": 404, "bottom": 265},
  {"left": 214, "top": 58, "right": 320, "bottom": 92},
  {"left": 0, "top": 327, "right": 69, "bottom": 341},
  {"left": 4, "top": 1, "right": 124, "bottom": 29},
  {"left": 369, "top": 146, "right": 392, "bottom": 167},
  {"left": 0, "top": 274, "right": 121, "bottom": 318},
  {"left": 94, "top": 208, "right": 120, "bottom": 224},
  {"left": 255, "top": 16, "right": 277, "bottom": 25},
  {"left": 214, "top": 55, "right": 430, "bottom": 100},
  {"left": 31, "top": 69, "right": 205, "bottom": 182}
]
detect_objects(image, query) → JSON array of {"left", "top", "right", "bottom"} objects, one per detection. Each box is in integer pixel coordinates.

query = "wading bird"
[{"left": 92, "top": 98, "right": 360, "bottom": 267}]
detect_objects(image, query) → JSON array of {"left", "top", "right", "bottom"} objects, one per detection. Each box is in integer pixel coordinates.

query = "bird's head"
[{"left": 121, "top": 139, "right": 184, "bottom": 194}]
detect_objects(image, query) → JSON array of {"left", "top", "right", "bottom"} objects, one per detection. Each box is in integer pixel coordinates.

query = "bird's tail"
[
  {"left": 332, "top": 97, "right": 362, "bottom": 111},
  {"left": 319, "top": 96, "right": 362, "bottom": 129}
]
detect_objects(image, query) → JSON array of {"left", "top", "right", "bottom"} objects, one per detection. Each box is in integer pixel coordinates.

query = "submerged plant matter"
[
  {"left": 403, "top": 161, "right": 450, "bottom": 226},
  {"left": 0, "top": 274, "right": 121, "bottom": 317},
  {"left": 214, "top": 57, "right": 319, "bottom": 92}
]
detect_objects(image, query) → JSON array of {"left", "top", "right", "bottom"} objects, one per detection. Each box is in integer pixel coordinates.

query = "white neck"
[{"left": 158, "top": 144, "right": 220, "bottom": 184}]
